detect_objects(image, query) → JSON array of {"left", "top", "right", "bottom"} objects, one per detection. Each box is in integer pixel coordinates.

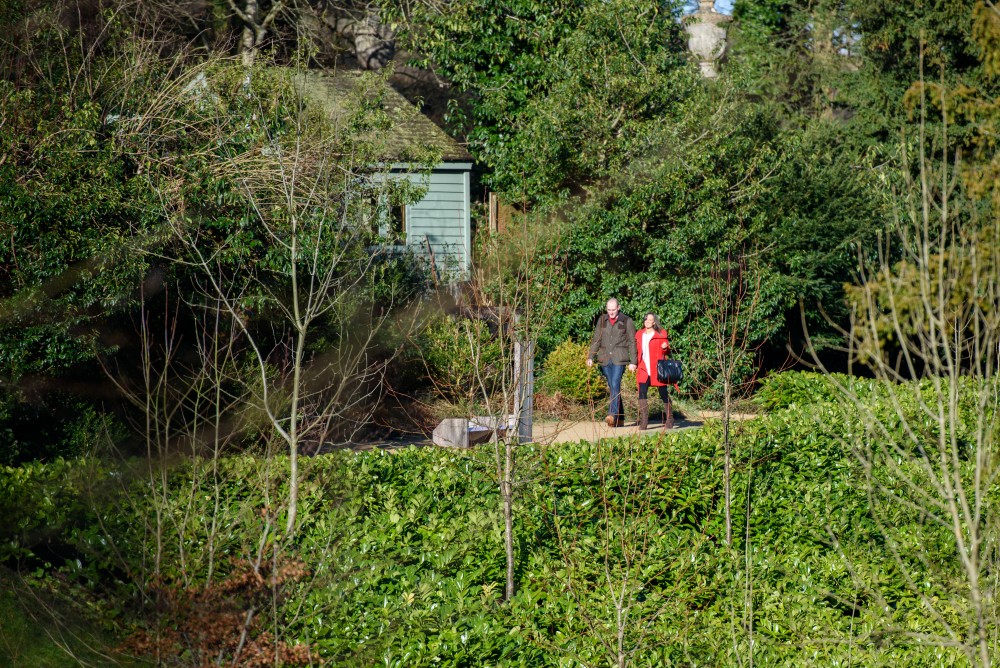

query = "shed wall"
[{"left": 398, "top": 167, "right": 471, "bottom": 277}]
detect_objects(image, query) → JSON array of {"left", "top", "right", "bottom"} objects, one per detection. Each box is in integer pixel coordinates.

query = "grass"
[{"left": 0, "top": 569, "right": 142, "bottom": 667}]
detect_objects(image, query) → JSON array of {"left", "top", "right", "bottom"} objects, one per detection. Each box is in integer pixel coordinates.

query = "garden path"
[
  {"left": 346, "top": 410, "right": 756, "bottom": 451},
  {"left": 531, "top": 409, "right": 756, "bottom": 444},
  {"left": 531, "top": 417, "right": 695, "bottom": 444}
]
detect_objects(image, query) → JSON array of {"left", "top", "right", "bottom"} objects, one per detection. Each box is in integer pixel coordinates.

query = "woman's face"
[{"left": 644, "top": 314, "right": 656, "bottom": 329}]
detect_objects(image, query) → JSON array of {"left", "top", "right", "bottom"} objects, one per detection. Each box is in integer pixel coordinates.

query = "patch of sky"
[{"left": 682, "top": 0, "right": 734, "bottom": 15}]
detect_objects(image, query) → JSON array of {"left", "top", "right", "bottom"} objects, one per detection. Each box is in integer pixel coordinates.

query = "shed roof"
[{"left": 295, "top": 70, "right": 472, "bottom": 162}]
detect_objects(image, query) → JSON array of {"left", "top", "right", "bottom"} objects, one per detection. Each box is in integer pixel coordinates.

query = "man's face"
[{"left": 606, "top": 301, "right": 619, "bottom": 317}]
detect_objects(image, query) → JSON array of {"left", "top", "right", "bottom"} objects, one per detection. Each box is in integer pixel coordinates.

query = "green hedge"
[
  {"left": 753, "top": 371, "right": 878, "bottom": 410},
  {"left": 2, "top": 385, "right": 984, "bottom": 666}
]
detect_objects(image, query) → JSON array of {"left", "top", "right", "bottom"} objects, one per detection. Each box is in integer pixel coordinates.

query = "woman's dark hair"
[{"left": 642, "top": 312, "right": 664, "bottom": 332}]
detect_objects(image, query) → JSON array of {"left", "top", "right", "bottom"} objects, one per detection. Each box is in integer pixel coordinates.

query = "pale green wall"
[{"left": 396, "top": 165, "right": 471, "bottom": 277}]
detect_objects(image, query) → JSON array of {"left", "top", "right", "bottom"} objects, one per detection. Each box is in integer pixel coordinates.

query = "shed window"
[
  {"left": 390, "top": 204, "right": 406, "bottom": 242},
  {"left": 370, "top": 194, "right": 406, "bottom": 243}
]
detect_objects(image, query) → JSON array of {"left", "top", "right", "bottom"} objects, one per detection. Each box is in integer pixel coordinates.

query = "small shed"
[{"left": 296, "top": 71, "right": 473, "bottom": 277}]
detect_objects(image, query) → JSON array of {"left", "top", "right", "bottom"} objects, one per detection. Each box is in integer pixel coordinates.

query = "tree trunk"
[
  {"left": 514, "top": 340, "right": 534, "bottom": 444},
  {"left": 353, "top": 6, "right": 395, "bottom": 70},
  {"left": 503, "top": 441, "right": 515, "bottom": 600},
  {"left": 240, "top": 0, "right": 259, "bottom": 67},
  {"left": 724, "top": 378, "right": 732, "bottom": 547},
  {"left": 286, "top": 325, "right": 306, "bottom": 535}
]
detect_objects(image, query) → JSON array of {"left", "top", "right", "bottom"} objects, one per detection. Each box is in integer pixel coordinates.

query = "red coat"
[{"left": 635, "top": 328, "right": 670, "bottom": 387}]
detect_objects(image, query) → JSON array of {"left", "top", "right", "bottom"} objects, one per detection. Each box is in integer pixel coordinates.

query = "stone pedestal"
[
  {"left": 433, "top": 418, "right": 472, "bottom": 448},
  {"left": 470, "top": 415, "right": 514, "bottom": 441}
]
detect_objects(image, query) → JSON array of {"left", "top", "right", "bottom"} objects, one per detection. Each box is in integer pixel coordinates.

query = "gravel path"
[
  {"left": 340, "top": 410, "right": 755, "bottom": 451},
  {"left": 531, "top": 415, "right": 701, "bottom": 444}
]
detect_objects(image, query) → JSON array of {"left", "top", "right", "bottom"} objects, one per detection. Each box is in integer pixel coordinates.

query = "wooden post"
[
  {"left": 423, "top": 234, "right": 440, "bottom": 289},
  {"left": 488, "top": 192, "right": 499, "bottom": 234},
  {"left": 513, "top": 340, "right": 534, "bottom": 444}
]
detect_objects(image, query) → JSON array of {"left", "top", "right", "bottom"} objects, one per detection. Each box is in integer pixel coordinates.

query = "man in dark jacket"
[{"left": 586, "top": 298, "right": 637, "bottom": 427}]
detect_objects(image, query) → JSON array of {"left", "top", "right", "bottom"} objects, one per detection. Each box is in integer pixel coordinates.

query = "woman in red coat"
[{"left": 634, "top": 312, "right": 674, "bottom": 430}]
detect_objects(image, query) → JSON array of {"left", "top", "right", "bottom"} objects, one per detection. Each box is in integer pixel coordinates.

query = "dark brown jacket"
[{"left": 588, "top": 314, "right": 637, "bottom": 366}]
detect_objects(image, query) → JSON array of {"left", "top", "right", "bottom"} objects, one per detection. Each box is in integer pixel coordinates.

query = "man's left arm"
[{"left": 626, "top": 318, "right": 638, "bottom": 367}]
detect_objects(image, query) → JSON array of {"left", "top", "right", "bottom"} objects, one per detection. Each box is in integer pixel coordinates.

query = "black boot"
[{"left": 638, "top": 399, "right": 649, "bottom": 430}]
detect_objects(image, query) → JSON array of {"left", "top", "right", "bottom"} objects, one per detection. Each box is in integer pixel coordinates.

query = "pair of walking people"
[{"left": 585, "top": 298, "right": 674, "bottom": 430}]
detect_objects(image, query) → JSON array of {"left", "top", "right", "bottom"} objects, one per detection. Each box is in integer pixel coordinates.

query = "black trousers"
[{"left": 638, "top": 380, "right": 670, "bottom": 404}]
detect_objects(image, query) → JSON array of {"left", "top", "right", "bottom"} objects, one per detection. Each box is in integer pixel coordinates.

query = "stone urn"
[{"left": 684, "top": 0, "right": 732, "bottom": 78}]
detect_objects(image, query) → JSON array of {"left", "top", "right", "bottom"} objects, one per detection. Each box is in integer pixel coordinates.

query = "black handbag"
[{"left": 657, "top": 358, "right": 683, "bottom": 384}]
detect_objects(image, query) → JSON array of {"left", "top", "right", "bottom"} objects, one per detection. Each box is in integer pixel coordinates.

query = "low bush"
[
  {"left": 0, "top": 457, "right": 106, "bottom": 564},
  {"left": 415, "top": 314, "right": 505, "bottom": 404},
  {"left": 538, "top": 339, "right": 606, "bottom": 405},
  {"left": 753, "top": 371, "right": 856, "bottom": 410}
]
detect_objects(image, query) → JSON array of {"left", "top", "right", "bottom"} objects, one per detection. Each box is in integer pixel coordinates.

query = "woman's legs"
[
  {"left": 637, "top": 381, "right": 650, "bottom": 429},
  {"left": 658, "top": 385, "right": 673, "bottom": 428}
]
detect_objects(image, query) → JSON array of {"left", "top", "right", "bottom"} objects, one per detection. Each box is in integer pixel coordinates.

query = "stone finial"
[{"left": 684, "top": 1, "right": 732, "bottom": 78}]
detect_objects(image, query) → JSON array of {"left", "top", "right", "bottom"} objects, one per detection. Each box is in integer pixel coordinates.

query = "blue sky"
[{"left": 685, "top": 0, "right": 735, "bottom": 15}]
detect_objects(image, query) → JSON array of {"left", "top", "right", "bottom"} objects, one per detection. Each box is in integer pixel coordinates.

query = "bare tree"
[
  {"left": 805, "top": 71, "right": 1000, "bottom": 667},
  {"left": 114, "top": 61, "right": 430, "bottom": 534},
  {"left": 424, "top": 209, "right": 566, "bottom": 601},
  {"left": 478, "top": 218, "right": 566, "bottom": 601},
  {"left": 99, "top": 260, "right": 355, "bottom": 667},
  {"left": 228, "top": 0, "right": 286, "bottom": 66},
  {"left": 693, "top": 249, "right": 765, "bottom": 547}
]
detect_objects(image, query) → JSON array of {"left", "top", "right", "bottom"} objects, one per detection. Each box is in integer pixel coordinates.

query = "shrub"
[
  {"left": 753, "top": 371, "right": 855, "bottom": 410},
  {"left": 0, "top": 457, "right": 105, "bottom": 563},
  {"left": 753, "top": 371, "right": 885, "bottom": 410},
  {"left": 538, "top": 340, "right": 606, "bottom": 404},
  {"left": 415, "top": 314, "right": 504, "bottom": 404}
]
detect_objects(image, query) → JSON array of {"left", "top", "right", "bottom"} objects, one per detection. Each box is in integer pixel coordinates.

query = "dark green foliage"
[
  {"left": 0, "top": 456, "right": 110, "bottom": 589},
  {"left": 0, "top": 18, "right": 152, "bottom": 379},
  {"left": 850, "top": 0, "right": 983, "bottom": 81},
  {"left": 386, "top": 0, "right": 690, "bottom": 201},
  {"left": 545, "top": 92, "right": 812, "bottom": 389},
  {"left": 0, "top": 7, "right": 435, "bottom": 461},
  {"left": 0, "top": 9, "right": 159, "bottom": 462},
  {"left": 390, "top": 0, "right": 999, "bottom": 394},
  {"left": 0, "top": 391, "right": 123, "bottom": 466},
  {"left": 387, "top": 0, "right": 900, "bottom": 390}
]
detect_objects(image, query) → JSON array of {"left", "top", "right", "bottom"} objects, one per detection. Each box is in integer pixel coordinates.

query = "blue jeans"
[{"left": 601, "top": 363, "right": 626, "bottom": 422}]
